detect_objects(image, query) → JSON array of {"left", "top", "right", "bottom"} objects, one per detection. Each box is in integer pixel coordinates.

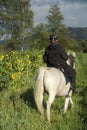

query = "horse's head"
[{"left": 67, "top": 52, "right": 76, "bottom": 69}]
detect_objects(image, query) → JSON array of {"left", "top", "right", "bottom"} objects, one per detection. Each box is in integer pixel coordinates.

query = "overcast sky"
[{"left": 31, "top": 0, "right": 87, "bottom": 27}]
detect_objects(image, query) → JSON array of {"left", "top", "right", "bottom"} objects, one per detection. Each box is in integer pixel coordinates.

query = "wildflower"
[
  {"left": 38, "top": 54, "right": 42, "bottom": 59},
  {"left": 6, "top": 54, "right": 8, "bottom": 57},
  {"left": 28, "top": 60, "right": 32, "bottom": 64},
  {"left": 0, "top": 55, "right": 4, "bottom": 61},
  {"left": 8, "top": 62, "right": 12, "bottom": 69},
  {"left": 12, "top": 73, "right": 17, "bottom": 80},
  {"left": 21, "top": 67, "right": 24, "bottom": 71},
  {"left": 17, "top": 59, "right": 22, "bottom": 63},
  {"left": 20, "top": 64, "right": 24, "bottom": 71},
  {"left": 27, "top": 54, "right": 30, "bottom": 58},
  {"left": 37, "top": 54, "right": 42, "bottom": 63}
]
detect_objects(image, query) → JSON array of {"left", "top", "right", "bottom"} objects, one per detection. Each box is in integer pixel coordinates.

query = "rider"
[{"left": 43, "top": 34, "right": 77, "bottom": 93}]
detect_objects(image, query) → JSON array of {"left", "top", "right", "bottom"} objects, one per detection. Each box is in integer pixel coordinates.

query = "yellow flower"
[
  {"left": 20, "top": 64, "right": 24, "bottom": 71},
  {"left": 8, "top": 62, "right": 12, "bottom": 69},
  {"left": 38, "top": 54, "right": 42, "bottom": 59},
  {"left": 0, "top": 55, "right": 4, "bottom": 61},
  {"left": 12, "top": 73, "right": 17, "bottom": 80},
  {"left": 28, "top": 60, "right": 32, "bottom": 64},
  {"left": 27, "top": 54, "right": 30, "bottom": 58},
  {"left": 17, "top": 59, "right": 22, "bottom": 63},
  {"left": 21, "top": 67, "right": 24, "bottom": 71},
  {"left": 6, "top": 54, "right": 8, "bottom": 57}
]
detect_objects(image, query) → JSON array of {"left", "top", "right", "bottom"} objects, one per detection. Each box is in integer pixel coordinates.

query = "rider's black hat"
[{"left": 49, "top": 34, "right": 57, "bottom": 40}]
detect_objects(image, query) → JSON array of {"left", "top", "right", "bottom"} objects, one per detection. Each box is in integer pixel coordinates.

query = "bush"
[{"left": 0, "top": 49, "right": 44, "bottom": 92}]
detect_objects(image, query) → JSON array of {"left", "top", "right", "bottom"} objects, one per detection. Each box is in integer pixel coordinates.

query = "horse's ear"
[
  {"left": 72, "top": 52, "right": 76, "bottom": 57},
  {"left": 67, "top": 52, "right": 69, "bottom": 56}
]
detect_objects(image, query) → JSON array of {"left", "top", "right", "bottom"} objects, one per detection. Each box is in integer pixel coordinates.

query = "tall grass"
[{"left": 0, "top": 52, "right": 87, "bottom": 130}]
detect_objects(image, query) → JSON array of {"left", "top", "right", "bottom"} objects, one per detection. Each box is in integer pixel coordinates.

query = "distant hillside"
[{"left": 68, "top": 27, "right": 87, "bottom": 40}]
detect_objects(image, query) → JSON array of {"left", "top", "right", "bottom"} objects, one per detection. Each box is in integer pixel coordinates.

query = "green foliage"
[
  {"left": 0, "top": 50, "right": 87, "bottom": 130},
  {"left": 0, "top": 45, "right": 5, "bottom": 53},
  {"left": 0, "top": 49, "right": 44, "bottom": 91},
  {"left": 58, "top": 31, "right": 77, "bottom": 50},
  {"left": 78, "top": 40, "right": 87, "bottom": 53},
  {"left": 32, "top": 23, "right": 49, "bottom": 49},
  {"left": 0, "top": 0, "right": 34, "bottom": 50},
  {"left": 68, "top": 27, "right": 87, "bottom": 52}
]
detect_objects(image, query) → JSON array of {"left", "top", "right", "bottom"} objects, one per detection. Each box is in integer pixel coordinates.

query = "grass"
[{"left": 0, "top": 52, "right": 87, "bottom": 130}]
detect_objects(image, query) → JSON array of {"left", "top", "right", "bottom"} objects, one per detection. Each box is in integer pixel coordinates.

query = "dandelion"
[{"left": 12, "top": 73, "right": 17, "bottom": 80}]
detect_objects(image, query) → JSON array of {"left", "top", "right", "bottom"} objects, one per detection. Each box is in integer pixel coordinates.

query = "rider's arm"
[{"left": 59, "top": 45, "right": 68, "bottom": 61}]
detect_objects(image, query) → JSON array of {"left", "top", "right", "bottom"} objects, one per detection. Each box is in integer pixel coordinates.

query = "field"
[{"left": 0, "top": 50, "right": 87, "bottom": 130}]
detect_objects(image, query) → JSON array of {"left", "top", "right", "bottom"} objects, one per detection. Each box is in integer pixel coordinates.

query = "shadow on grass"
[{"left": 20, "top": 88, "right": 36, "bottom": 109}]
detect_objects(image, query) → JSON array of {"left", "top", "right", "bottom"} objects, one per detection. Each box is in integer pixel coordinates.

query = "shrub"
[{"left": 0, "top": 49, "right": 44, "bottom": 92}]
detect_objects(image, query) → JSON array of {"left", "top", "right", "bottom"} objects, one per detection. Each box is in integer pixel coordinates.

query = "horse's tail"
[{"left": 34, "top": 67, "right": 46, "bottom": 115}]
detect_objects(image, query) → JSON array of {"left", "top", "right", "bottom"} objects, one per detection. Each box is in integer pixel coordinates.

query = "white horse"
[{"left": 34, "top": 52, "right": 75, "bottom": 122}]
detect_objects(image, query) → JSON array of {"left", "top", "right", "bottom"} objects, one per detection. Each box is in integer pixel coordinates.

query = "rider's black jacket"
[{"left": 43, "top": 43, "right": 68, "bottom": 68}]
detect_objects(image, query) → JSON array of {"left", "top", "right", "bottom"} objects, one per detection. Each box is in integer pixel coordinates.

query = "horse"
[{"left": 34, "top": 52, "right": 76, "bottom": 122}]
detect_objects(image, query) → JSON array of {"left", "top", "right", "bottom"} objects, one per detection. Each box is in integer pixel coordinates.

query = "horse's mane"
[{"left": 67, "top": 52, "right": 76, "bottom": 69}]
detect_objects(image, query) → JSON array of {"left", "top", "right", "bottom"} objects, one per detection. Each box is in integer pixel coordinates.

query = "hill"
[{"left": 68, "top": 27, "right": 87, "bottom": 40}]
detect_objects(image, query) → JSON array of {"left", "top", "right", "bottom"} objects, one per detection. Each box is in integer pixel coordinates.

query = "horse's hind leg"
[
  {"left": 70, "top": 97, "right": 74, "bottom": 108},
  {"left": 64, "top": 90, "right": 73, "bottom": 113},
  {"left": 47, "top": 93, "right": 55, "bottom": 122},
  {"left": 64, "top": 95, "right": 70, "bottom": 113},
  {"left": 69, "top": 90, "right": 73, "bottom": 108}
]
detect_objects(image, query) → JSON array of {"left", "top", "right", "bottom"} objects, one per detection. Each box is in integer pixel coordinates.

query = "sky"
[{"left": 31, "top": 0, "right": 87, "bottom": 27}]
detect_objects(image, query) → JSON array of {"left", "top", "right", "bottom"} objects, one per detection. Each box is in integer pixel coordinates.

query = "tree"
[
  {"left": 31, "top": 23, "right": 49, "bottom": 49},
  {"left": 46, "top": 5, "right": 65, "bottom": 34},
  {"left": 0, "top": 0, "right": 34, "bottom": 50},
  {"left": 78, "top": 40, "right": 87, "bottom": 53}
]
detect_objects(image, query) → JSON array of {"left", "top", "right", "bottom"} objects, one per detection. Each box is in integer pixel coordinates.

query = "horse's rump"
[{"left": 42, "top": 67, "right": 70, "bottom": 96}]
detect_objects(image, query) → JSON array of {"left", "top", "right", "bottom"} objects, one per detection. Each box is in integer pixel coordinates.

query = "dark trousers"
[{"left": 60, "top": 61, "right": 76, "bottom": 89}]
